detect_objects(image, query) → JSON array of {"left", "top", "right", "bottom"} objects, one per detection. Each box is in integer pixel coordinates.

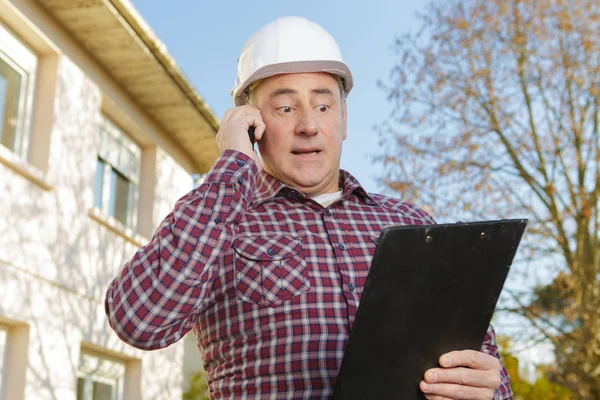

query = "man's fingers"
[
  {"left": 424, "top": 395, "right": 460, "bottom": 400},
  {"left": 420, "top": 381, "right": 495, "bottom": 400},
  {"left": 253, "top": 120, "right": 266, "bottom": 142},
  {"left": 424, "top": 367, "right": 501, "bottom": 389},
  {"left": 231, "top": 108, "right": 263, "bottom": 139},
  {"left": 234, "top": 105, "right": 261, "bottom": 118},
  {"left": 221, "top": 106, "right": 260, "bottom": 129},
  {"left": 245, "top": 115, "right": 266, "bottom": 142},
  {"left": 216, "top": 105, "right": 266, "bottom": 157},
  {"left": 440, "top": 350, "right": 500, "bottom": 371},
  {"left": 422, "top": 352, "right": 502, "bottom": 399}
]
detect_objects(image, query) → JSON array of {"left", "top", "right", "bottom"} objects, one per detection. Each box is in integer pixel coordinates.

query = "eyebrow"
[
  {"left": 270, "top": 88, "right": 297, "bottom": 99},
  {"left": 312, "top": 88, "right": 334, "bottom": 96},
  {"left": 269, "top": 87, "right": 335, "bottom": 99}
]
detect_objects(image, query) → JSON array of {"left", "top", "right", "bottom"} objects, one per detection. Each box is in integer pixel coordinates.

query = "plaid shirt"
[{"left": 105, "top": 150, "right": 512, "bottom": 399}]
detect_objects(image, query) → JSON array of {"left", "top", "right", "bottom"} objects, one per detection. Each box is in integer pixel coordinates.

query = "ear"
[{"left": 342, "top": 100, "right": 348, "bottom": 140}]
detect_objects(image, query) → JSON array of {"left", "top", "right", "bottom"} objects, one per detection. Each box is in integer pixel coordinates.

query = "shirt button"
[
  {"left": 348, "top": 283, "right": 355, "bottom": 292},
  {"left": 238, "top": 177, "right": 245, "bottom": 185},
  {"left": 326, "top": 209, "right": 333, "bottom": 216},
  {"left": 267, "top": 248, "right": 275, "bottom": 256},
  {"left": 338, "top": 243, "right": 346, "bottom": 251},
  {"left": 214, "top": 217, "right": 221, "bottom": 223},
  {"left": 237, "top": 159, "right": 246, "bottom": 167}
]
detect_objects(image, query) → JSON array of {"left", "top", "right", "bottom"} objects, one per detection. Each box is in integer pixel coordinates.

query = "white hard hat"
[{"left": 231, "top": 16, "right": 354, "bottom": 106}]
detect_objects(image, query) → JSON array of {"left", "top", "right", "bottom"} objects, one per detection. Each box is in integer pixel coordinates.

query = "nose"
[{"left": 295, "top": 108, "right": 319, "bottom": 137}]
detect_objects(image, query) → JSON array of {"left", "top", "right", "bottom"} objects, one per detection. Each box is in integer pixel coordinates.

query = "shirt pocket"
[
  {"left": 233, "top": 233, "right": 310, "bottom": 307},
  {"left": 350, "top": 233, "right": 379, "bottom": 265}
]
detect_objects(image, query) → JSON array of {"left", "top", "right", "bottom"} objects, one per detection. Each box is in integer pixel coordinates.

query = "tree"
[
  {"left": 182, "top": 369, "right": 210, "bottom": 400},
  {"left": 497, "top": 336, "right": 573, "bottom": 399},
  {"left": 376, "top": 0, "right": 599, "bottom": 397}
]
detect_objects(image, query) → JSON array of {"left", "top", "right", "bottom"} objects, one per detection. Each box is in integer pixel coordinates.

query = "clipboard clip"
[{"left": 424, "top": 231, "right": 488, "bottom": 243}]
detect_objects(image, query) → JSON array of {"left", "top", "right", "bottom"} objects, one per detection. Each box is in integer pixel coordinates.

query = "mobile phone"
[{"left": 248, "top": 126, "right": 255, "bottom": 149}]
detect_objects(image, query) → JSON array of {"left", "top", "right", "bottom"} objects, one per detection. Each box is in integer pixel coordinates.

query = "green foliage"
[
  {"left": 182, "top": 369, "right": 210, "bottom": 400},
  {"left": 498, "top": 337, "right": 573, "bottom": 400}
]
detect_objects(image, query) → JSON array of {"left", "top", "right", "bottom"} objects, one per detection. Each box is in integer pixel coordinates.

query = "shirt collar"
[{"left": 252, "top": 169, "right": 376, "bottom": 206}]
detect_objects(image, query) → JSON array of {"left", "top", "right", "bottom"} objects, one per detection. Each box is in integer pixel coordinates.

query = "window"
[
  {"left": 76, "top": 351, "right": 125, "bottom": 400},
  {"left": 0, "top": 326, "right": 6, "bottom": 398},
  {"left": 0, "top": 21, "right": 37, "bottom": 157},
  {"left": 94, "top": 115, "right": 141, "bottom": 230}
]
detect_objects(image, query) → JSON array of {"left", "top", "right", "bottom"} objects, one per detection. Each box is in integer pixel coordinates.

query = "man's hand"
[
  {"left": 216, "top": 105, "right": 266, "bottom": 170},
  {"left": 420, "top": 350, "right": 502, "bottom": 400}
]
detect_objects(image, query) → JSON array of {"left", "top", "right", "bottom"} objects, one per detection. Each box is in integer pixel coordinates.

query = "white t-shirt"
[{"left": 311, "top": 190, "right": 343, "bottom": 208}]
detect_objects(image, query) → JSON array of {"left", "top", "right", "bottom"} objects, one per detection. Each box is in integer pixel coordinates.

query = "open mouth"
[{"left": 292, "top": 149, "right": 321, "bottom": 156}]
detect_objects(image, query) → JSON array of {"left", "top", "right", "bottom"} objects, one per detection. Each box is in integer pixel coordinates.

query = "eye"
[
  {"left": 316, "top": 105, "right": 329, "bottom": 112},
  {"left": 278, "top": 106, "right": 293, "bottom": 113}
]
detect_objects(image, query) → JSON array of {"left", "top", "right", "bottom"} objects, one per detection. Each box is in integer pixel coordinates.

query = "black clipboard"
[{"left": 333, "top": 219, "right": 527, "bottom": 399}]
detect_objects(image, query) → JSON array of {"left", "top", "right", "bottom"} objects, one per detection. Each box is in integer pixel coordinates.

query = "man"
[{"left": 105, "top": 16, "right": 512, "bottom": 399}]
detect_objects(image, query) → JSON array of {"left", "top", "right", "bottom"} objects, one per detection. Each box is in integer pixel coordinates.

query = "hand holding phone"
[{"left": 215, "top": 106, "right": 264, "bottom": 171}]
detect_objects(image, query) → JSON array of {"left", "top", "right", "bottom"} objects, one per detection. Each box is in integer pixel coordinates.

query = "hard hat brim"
[{"left": 231, "top": 60, "right": 354, "bottom": 106}]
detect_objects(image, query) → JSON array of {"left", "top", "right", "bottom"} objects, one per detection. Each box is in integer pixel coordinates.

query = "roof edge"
[{"left": 106, "top": 0, "right": 221, "bottom": 133}]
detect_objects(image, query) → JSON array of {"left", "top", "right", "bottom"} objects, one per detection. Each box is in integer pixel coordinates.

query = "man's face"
[{"left": 253, "top": 72, "right": 347, "bottom": 197}]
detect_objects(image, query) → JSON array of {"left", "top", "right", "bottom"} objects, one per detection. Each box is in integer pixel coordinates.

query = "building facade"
[{"left": 0, "top": 0, "right": 219, "bottom": 399}]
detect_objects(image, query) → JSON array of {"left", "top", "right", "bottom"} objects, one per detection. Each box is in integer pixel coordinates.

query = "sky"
[{"left": 129, "top": 0, "right": 424, "bottom": 194}]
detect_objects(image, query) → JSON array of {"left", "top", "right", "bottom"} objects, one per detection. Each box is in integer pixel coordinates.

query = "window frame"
[
  {"left": 93, "top": 115, "right": 141, "bottom": 232},
  {"left": 0, "top": 20, "right": 37, "bottom": 158},
  {"left": 0, "top": 325, "right": 7, "bottom": 400},
  {"left": 76, "top": 351, "right": 125, "bottom": 400}
]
